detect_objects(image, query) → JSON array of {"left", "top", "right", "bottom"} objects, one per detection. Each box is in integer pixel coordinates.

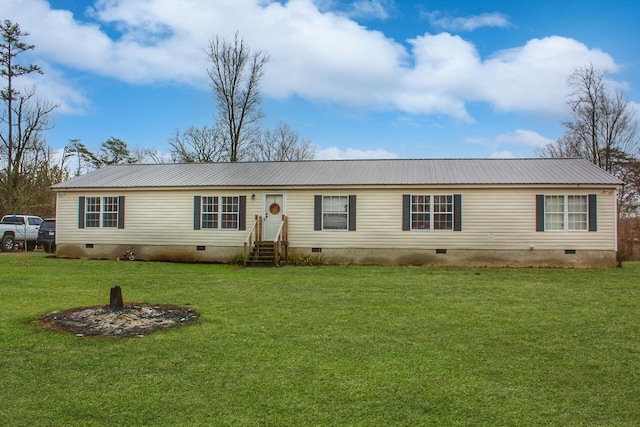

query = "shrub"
[{"left": 289, "top": 253, "right": 323, "bottom": 266}]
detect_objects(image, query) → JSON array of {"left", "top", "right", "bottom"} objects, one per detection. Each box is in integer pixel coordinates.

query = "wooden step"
[{"left": 246, "top": 241, "right": 277, "bottom": 266}]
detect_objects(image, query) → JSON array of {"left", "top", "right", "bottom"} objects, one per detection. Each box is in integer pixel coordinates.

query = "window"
[
  {"left": 221, "top": 196, "right": 239, "bottom": 229},
  {"left": 323, "top": 195, "right": 348, "bottom": 230},
  {"left": 544, "top": 195, "right": 565, "bottom": 231},
  {"left": 433, "top": 195, "right": 453, "bottom": 230},
  {"left": 201, "top": 196, "right": 219, "bottom": 229},
  {"left": 567, "top": 195, "right": 588, "bottom": 230},
  {"left": 314, "top": 195, "right": 356, "bottom": 231},
  {"left": 194, "top": 195, "right": 246, "bottom": 230},
  {"left": 537, "top": 194, "right": 595, "bottom": 232},
  {"left": 28, "top": 217, "right": 43, "bottom": 226},
  {"left": 405, "top": 194, "right": 459, "bottom": 231},
  {"left": 411, "top": 195, "right": 430, "bottom": 229},
  {"left": 85, "top": 197, "right": 101, "bottom": 228},
  {"left": 79, "top": 196, "right": 124, "bottom": 229},
  {"left": 102, "top": 197, "right": 120, "bottom": 228}
]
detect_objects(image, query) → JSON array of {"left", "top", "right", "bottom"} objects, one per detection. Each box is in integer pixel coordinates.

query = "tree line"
[
  {"left": 2, "top": 20, "right": 640, "bottom": 221},
  {"left": 1, "top": 23, "right": 315, "bottom": 217}
]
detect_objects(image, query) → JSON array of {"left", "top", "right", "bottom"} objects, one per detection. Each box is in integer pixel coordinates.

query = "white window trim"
[
  {"left": 102, "top": 196, "right": 119, "bottom": 228},
  {"left": 410, "top": 194, "right": 454, "bottom": 231},
  {"left": 322, "top": 195, "right": 349, "bottom": 231},
  {"left": 544, "top": 195, "right": 589, "bottom": 232},
  {"left": 200, "top": 195, "right": 240, "bottom": 230}
]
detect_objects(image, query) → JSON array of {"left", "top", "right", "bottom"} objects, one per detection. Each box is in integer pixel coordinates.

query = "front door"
[{"left": 263, "top": 193, "right": 285, "bottom": 241}]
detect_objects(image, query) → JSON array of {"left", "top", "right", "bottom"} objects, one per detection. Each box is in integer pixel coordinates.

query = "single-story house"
[{"left": 51, "top": 158, "right": 623, "bottom": 268}]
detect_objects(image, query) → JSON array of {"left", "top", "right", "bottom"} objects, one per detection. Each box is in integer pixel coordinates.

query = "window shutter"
[
  {"left": 589, "top": 194, "right": 597, "bottom": 232},
  {"left": 238, "top": 195, "right": 247, "bottom": 230},
  {"left": 348, "top": 195, "right": 356, "bottom": 231},
  {"left": 402, "top": 194, "right": 411, "bottom": 231},
  {"left": 536, "top": 195, "right": 545, "bottom": 232},
  {"left": 193, "top": 196, "right": 201, "bottom": 230},
  {"left": 454, "top": 194, "right": 462, "bottom": 231},
  {"left": 78, "top": 196, "right": 85, "bottom": 229},
  {"left": 117, "top": 196, "right": 125, "bottom": 229},
  {"left": 314, "top": 195, "right": 322, "bottom": 231}
]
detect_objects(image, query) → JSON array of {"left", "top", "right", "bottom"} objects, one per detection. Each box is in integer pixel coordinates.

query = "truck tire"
[{"left": 2, "top": 235, "right": 15, "bottom": 252}]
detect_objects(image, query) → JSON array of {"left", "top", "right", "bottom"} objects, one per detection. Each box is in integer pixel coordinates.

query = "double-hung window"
[
  {"left": 221, "top": 196, "right": 239, "bottom": 229},
  {"left": 404, "top": 194, "right": 461, "bottom": 231},
  {"left": 194, "top": 195, "right": 246, "bottom": 230},
  {"left": 433, "top": 195, "right": 454, "bottom": 230},
  {"left": 542, "top": 195, "right": 588, "bottom": 231},
  {"left": 314, "top": 195, "right": 356, "bottom": 231},
  {"left": 322, "top": 195, "right": 348, "bottom": 230},
  {"left": 537, "top": 194, "right": 595, "bottom": 232},
  {"left": 102, "top": 197, "right": 120, "bottom": 228},
  {"left": 567, "top": 195, "right": 588, "bottom": 230},
  {"left": 201, "top": 196, "right": 238, "bottom": 229},
  {"left": 201, "top": 196, "right": 219, "bottom": 229},
  {"left": 411, "top": 195, "right": 430, "bottom": 229},
  {"left": 85, "top": 197, "right": 101, "bottom": 228},
  {"left": 79, "top": 196, "right": 124, "bottom": 228}
]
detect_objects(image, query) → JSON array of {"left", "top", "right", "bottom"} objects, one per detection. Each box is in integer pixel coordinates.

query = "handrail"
[
  {"left": 244, "top": 215, "right": 287, "bottom": 266},
  {"left": 243, "top": 216, "right": 260, "bottom": 266},
  {"left": 272, "top": 215, "right": 288, "bottom": 266}
]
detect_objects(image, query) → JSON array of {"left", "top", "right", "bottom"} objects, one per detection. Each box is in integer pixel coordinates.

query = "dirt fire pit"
[{"left": 40, "top": 304, "right": 200, "bottom": 337}]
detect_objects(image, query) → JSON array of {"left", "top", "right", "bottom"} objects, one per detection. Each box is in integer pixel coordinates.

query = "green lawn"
[{"left": 1, "top": 253, "right": 639, "bottom": 426}]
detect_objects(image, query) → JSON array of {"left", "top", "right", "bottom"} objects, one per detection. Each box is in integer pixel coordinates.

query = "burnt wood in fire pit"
[{"left": 110, "top": 286, "right": 124, "bottom": 311}]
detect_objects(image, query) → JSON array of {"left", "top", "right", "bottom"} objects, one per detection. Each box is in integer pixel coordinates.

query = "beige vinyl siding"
[
  {"left": 56, "top": 186, "right": 617, "bottom": 251},
  {"left": 286, "top": 187, "right": 616, "bottom": 251},
  {"left": 57, "top": 190, "right": 259, "bottom": 246}
]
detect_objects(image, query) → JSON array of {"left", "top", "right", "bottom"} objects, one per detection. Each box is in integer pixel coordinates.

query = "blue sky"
[{"left": 4, "top": 0, "right": 640, "bottom": 161}]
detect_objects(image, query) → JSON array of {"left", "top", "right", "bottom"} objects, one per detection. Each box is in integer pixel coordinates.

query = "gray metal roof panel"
[{"left": 51, "top": 158, "right": 623, "bottom": 189}]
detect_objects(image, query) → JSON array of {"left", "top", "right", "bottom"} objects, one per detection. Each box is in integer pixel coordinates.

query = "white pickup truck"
[{"left": 0, "top": 215, "right": 43, "bottom": 252}]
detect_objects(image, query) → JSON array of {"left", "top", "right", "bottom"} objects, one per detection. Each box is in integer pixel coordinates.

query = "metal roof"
[{"left": 51, "top": 158, "right": 623, "bottom": 189}]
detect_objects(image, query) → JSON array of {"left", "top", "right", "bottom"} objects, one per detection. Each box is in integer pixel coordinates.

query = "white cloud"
[
  {"left": 495, "top": 129, "right": 554, "bottom": 148},
  {"left": 480, "top": 37, "right": 616, "bottom": 115},
  {"left": 316, "top": 146, "right": 399, "bottom": 160},
  {"left": 1, "top": 0, "right": 624, "bottom": 122},
  {"left": 425, "top": 11, "right": 510, "bottom": 32},
  {"left": 348, "top": 0, "right": 391, "bottom": 20}
]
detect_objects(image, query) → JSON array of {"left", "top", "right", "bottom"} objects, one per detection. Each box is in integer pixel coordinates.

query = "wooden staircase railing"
[{"left": 244, "top": 215, "right": 288, "bottom": 266}]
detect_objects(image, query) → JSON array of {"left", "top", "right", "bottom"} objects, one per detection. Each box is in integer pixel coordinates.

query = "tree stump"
[{"left": 110, "top": 286, "right": 124, "bottom": 311}]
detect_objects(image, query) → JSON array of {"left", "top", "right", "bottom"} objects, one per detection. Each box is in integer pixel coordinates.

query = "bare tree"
[
  {"left": 253, "top": 121, "right": 316, "bottom": 161},
  {"left": 538, "top": 64, "right": 640, "bottom": 215},
  {"left": 0, "top": 20, "right": 44, "bottom": 213},
  {"left": 130, "top": 145, "right": 162, "bottom": 164},
  {"left": 206, "top": 32, "right": 269, "bottom": 162},
  {"left": 0, "top": 88, "right": 56, "bottom": 213},
  {"left": 538, "top": 64, "right": 639, "bottom": 171},
  {"left": 169, "top": 125, "right": 226, "bottom": 163}
]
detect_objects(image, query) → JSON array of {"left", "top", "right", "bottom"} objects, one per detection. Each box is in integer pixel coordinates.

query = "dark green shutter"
[
  {"left": 453, "top": 194, "right": 462, "bottom": 231},
  {"left": 117, "top": 196, "right": 125, "bottom": 229},
  {"left": 589, "top": 194, "right": 597, "bottom": 232},
  {"left": 78, "top": 196, "right": 85, "bottom": 229},
  {"left": 402, "top": 194, "right": 411, "bottom": 231},
  {"left": 193, "top": 196, "right": 201, "bottom": 230},
  {"left": 314, "top": 195, "right": 322, "bottom": 230},
  {"left": 348, "top": 195, "right": 356, "bottom": 231},
  {"left": 238, "top": 196, "right": 246, "bottom": 230},
  {"left": 536, "top": 195, "right": 545, "bottom": 232}
]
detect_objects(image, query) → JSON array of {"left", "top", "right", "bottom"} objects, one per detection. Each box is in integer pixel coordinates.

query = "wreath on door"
[{"left": 269, "top": 203, "right": 281, "bottom": 215}]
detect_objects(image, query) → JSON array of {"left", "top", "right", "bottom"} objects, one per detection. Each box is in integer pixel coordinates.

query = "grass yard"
[{"left": 1, "top": 253, "right": 639, "bottom": 426}]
